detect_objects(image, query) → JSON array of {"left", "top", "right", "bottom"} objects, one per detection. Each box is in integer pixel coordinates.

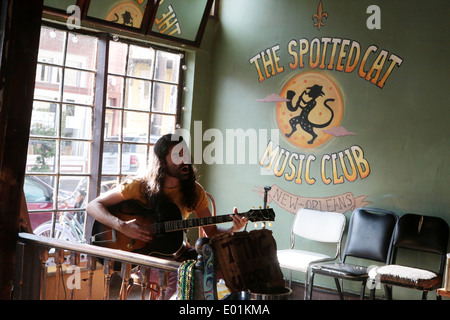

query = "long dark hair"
[{"left": 143, "top": 133, "right": 199, "bottom": 211}]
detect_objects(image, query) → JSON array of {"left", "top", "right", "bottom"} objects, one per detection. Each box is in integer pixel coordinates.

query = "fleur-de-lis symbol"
[{"left": 313, "top": 0, "right": 328, "bottom": 31}]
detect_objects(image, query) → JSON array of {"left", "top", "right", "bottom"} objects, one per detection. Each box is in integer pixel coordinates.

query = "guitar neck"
[{"left": 162, "top": 214, "right": 237, "bottom": 232}]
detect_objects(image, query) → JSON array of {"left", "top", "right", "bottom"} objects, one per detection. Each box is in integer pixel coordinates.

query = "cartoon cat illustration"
[{"left": 285, "top": 84, "right": 335, "bottom": 144}]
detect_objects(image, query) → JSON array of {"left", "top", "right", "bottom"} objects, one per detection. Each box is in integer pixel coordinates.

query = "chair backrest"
[
  {"left": 392, "top": 213, "right": 449, "bottom": 272},
  {"left": 342, "top": 207, "right": 398, "bottom": 264},
  {"left": 199, "top": 192, "right": 216, "bottom": 238},
  {"left": 292, "top": 208, "right": 346, "bottom": 244}
]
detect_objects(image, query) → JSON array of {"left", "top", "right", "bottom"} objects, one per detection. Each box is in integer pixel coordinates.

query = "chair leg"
[
  {"left": 369, "top": 288, "right": 376, "bottom": 300},
  {"left": 359, "top": 281, "right": 366, "bottom": 300},
  {"left": 288, "top": 270, "right": 293, "bottom": 288},
  {"left": 306, "top": 272, "right": 315, "bottom": 300},
  {"left": 421, "top": 291, "right": 428, "bottom": 300},
  {"left": 367, "top": 276, "right": 376, "bottom": 300},
  {"left": 383, "top": 284, "right": 392, "bottom": 300},
  {"left": 303, "top": 271, "right": 308, "bottom": 300},
  {"left": 334, "top": 278, "right": 344, "bottom": 300}
]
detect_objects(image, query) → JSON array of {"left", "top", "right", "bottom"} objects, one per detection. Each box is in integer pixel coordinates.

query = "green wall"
[{"left": 187, "top": 0, "right": 450, "bottom": 299}]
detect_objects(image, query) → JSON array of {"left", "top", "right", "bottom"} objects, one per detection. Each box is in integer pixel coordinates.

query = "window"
[
  {"left": 102, "top": 40, "right": 179, "bottom": 184},
  {"left": 25, "top": 26, "right": 184, "bottom": 240},
  {"left": 43, "top": 0, "right": 214, "bottom": 47}
]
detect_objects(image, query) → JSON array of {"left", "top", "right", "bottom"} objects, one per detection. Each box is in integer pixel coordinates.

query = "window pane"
[
  {"left": 151, "top": 114, "right": 175, "bottom": 141},
  {"left": 154, "top": 50, "right": 180, "bottom": 83},
  {"left": 44, "top": 0, "right": 77, "bottom": 11},
  {"left": 123, "top": 135, "right": 147, "bottom": 143},
  {"left": 28, "top": 211, "right": 53, "bottom": 232},
  {"left": 24, "top": 175, "right": 55, "bottom": 209},
  {"left": 122, "top": 143, "right": 147, "bottom": 174},
  {"left": 151, "top": 0, "right": 209, "bottom": 41},
  {"left": 148, "top": 145, "right": 154, "bottom": 159},
  {"left": 123, "top": 111, "right": 149, "bottom": 141},
  {"left": 100, "top": 176, "right": 119, "bottom": 194},
  {"left": 102, "top": 142, "right": 120, "bottom": 174},
  {"left": 30, "top": 101, "right": 58, "bottom": 137},
  {"left": 107, "top": 76, "right": 124, "bottom": 108},
  {"left": 58, "top": 176, "right": 88, "bottom": 209},
  {"left": 74, "top": 176, "right": 89, "bottom": 209},
  {"left": 88, "top": 0, "right": 148, "bottom": 29},
  {"left": 60, "top": 140, "right": 91, "bottom": 174},
  {"left": 104, "top": 109, "right": 122, "bottom": 140},
  {"left": 108, "top": 41, "right": 128, "bottom": 75},
  {"left": 127, "top": 45, "right": 155, "bottom": 79},
  {"left": 38, "top": 27, "right": 66, "bottom": 65},
  {"left": 125, "top": 78, "right": 151, "bottom": 110},
  {"left": 66, "top": 33, "right": 98, "bottom": 71},
  {"left": 34, "top": 65, "right": 62, "bottom": 101},
  {"left": 27, "top": 139, "right": 57, "bottom": 173},
  {"left": 152, "top": 82, "right": 178, "bottom": 114},
  {"left": 62, "top": 105, "right": 92, "bottom": 139},
  {"left": 63, "top": 69, "right": 95, "bottom": 105}
]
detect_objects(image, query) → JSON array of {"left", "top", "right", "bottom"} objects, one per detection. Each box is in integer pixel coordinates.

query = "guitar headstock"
[{"left": 243, "top": 207, "right": 275, "bottom": 222}]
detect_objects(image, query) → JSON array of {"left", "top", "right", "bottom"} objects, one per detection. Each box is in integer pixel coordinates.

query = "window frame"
[
  {"left": 26, "top": 23, "right": 185, "bottom": 240},
  {"left": 42, "top": 0, "right": 215, "bottom": 48}
]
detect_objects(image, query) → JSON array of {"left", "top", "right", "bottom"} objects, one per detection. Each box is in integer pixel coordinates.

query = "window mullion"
[
  {"left": 49, "top": 31, "right": 70, "bottom": 237},
  {"left": 85, "top": 34, "right": 110, "bottom": 240},
  {"left": 119, "top": 44, "right": 132, "bottom": 177},
  {"left": 176, "top": 53, "right": 186, "bottom": 129}
]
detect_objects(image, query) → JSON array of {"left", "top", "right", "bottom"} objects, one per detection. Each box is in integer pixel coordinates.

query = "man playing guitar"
[{"left": 87, "top": 133, "right": 248, "bottom": 298}]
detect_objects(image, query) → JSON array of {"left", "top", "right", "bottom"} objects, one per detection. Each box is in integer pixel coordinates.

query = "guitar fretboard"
[{"left": 158, "top": 214, "right": 237, "bottom": 233}]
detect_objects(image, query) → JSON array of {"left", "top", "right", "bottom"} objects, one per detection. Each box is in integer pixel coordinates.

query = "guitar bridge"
[{"left": 91, "top": 229, "right": 117, "bottom": 244}]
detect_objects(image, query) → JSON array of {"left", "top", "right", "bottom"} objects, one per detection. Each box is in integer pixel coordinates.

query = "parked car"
[
  {"left": 24, "top": 175, "right": 119, "bottom": 242},
  {"left": 23, "top": 176, "right": 75, "bottom": 230},
  {"left": 102, "top": 135, "right": 146, "bottom": 174}
]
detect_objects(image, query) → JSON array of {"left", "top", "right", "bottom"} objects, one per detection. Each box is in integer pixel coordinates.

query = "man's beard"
[{"left": 166, "top": 163, "right": 194, "bottom": 181}]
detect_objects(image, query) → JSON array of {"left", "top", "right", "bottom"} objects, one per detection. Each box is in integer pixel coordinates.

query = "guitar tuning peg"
[
  {"left": 269, "top": 222, "right": 273, "bottom": 227},
  {"left": 254, "top": 223, "right": 258, "bottom": 228},
  {"left": 259, "top": 206, "right": 262, "bottom": 209},
  {"left": 261, "top": 222, "right": 265, "bottom": 228}
]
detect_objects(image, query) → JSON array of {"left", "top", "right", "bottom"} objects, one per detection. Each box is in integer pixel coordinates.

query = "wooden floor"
[
  {"left": 109, "top": 274, "right": 360, "bottom": 300},
  {"left": 289, "top": 281, "right": 360, "bottom": 300}
]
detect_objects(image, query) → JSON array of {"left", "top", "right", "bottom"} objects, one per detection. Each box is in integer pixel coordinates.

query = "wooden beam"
[{"left": 0, "top": 0, "right": 43, "bottom": 299}]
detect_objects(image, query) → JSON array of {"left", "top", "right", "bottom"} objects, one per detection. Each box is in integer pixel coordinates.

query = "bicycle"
[
  {"left": 33, "top": 180, "right": 87, "bottom": 243},
  {"left": 33, "top": 177, "right": 118, "bottom": 243},
  {"left": 33, "top": 211, "right": 85, "bottom": 242}
]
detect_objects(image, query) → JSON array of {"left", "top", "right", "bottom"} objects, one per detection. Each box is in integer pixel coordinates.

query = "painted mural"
[
  {"left": 251, "top": 1, "right": 403, "bottom": 214},
  {"left": 254, "top": 185, "right": 371, "bottom": 214},
  {"left": 106, "top": 3, "right": 144, "bottom": 27}
]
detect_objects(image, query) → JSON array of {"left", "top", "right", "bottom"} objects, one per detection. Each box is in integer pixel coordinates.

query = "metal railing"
[{"left": 13, "top": 232, "right": 195, "bottom": 300}]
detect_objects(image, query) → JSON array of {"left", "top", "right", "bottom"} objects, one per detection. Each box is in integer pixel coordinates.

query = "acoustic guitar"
[{"left": 91, "top": 200, "right": 275, "bottom": 257}]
